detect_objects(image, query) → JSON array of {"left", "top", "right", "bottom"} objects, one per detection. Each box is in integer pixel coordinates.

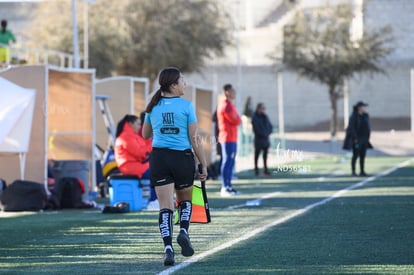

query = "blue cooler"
[{"left": 108, "top": 174, "right": 150, "bottom": 211}]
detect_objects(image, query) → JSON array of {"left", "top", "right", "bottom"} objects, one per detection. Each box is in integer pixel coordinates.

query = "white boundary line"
[
  {"left": 215, "top": 192, "right": 282, "bottom": 210},
  {"left": 158, "top": 159, "right": 412, "bottom": 275}
]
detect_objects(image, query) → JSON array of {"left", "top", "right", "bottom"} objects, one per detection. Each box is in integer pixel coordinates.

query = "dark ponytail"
[
  {"left": 145, "top": 67, "right": 181, "bottom": 113},
  {"left": 116, "top": 114, "right": 138, "bottom": 138},
  {"left": 145, "top": 89, "right": 163, "bottom": 113}
]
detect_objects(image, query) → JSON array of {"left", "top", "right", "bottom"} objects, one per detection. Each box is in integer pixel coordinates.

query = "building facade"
[{"left": 187, "top": 0, "right": 413, "bottom": 132}]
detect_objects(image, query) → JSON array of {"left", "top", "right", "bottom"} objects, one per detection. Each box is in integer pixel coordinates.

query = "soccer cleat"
[
  {"left": 177, "top": 230, "right": 194, "bottom": 257},
  {"left": 163, "top": 247, "right": 175, "bottom": 266}
]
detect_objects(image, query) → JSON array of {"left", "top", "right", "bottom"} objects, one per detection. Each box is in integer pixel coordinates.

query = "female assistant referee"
[{"left": 142, "top": 67, "right": 208, "bottom": 266}]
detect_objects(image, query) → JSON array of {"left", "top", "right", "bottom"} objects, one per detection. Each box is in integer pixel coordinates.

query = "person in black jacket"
[
  {"left": 252, "top": 103, "right": 273, "bottom": 176},
  {"left": 343, "top": 101, "right": 373, "bottom": 176}
]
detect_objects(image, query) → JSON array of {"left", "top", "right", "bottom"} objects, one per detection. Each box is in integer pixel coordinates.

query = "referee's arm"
[
  {"left": 142, "top": 122, "right": 153, "bottom": 139},
  {"left": 189, "top": 123, "right": 208, "bottom": 181}
]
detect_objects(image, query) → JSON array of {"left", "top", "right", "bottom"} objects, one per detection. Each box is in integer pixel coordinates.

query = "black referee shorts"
[{"left": 150, "top": 148, "right": 195, "bottom": 190}]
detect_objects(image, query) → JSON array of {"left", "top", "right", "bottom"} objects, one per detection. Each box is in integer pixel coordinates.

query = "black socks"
[
  {"left": 159, "top": 208, "right": 173, "bottom": 247},
  {"left": 159, "top": 201, "right": 192, "bottom": 251},
  {"left": 178, "top": 200, "right": 192, "bottom": 233}
]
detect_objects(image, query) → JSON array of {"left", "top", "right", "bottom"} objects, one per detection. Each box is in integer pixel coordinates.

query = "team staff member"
[
  {"left": 217, "top": 84, "right": 241, "bottom": 196},
  {"left": 142, "top": 67, "right": 207, "bottom": 266}
]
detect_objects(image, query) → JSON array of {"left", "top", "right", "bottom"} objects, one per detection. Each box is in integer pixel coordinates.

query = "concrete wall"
[
  {"left": 365, "top": 0, "right": 414, "bottom": 62},
  {"left": 186, "top": 61, "right": 413, "bottom": 131}
]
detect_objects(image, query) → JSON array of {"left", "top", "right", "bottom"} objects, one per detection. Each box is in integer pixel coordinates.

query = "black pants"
[
  {"left": 254, "top": 146, "right": 269, "bottom": 173},
  {"left": 351, "top": 143, "right": 367, "bottom": 174}
]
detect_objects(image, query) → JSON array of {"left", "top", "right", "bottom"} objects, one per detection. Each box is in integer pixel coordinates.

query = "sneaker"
[
  {"left": 228, "top": 188, "right": 240, "bottom": 195},
  {"left": 220, "top": 187, "right": 235, "bottom": 197},
  {"left": 163, "top": 247, "right": 175, "bottom": 266},
  {"left": 177, "top": 230, "right": 194, "bottom": 257}
]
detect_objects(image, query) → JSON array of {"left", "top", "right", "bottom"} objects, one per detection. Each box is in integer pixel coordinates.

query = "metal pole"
[
  {"left": 343, "top": 78, "right": 349, "bottom": 129},
  {"left": 83, "top": 0, "right": 89, "bottom": 68},
  {"left": 235, "top": 0, "right": 244, "bottom": 157},
  {"left": 236, "top": 0, "right": 242, "bottom": 109},
  {"left": 411, "top": 69, "right": 414, "bottom": 132},
  {"left": 277, "top": 71, "right": 285, "bottom": 149},
  {"left": 71, "top": 0, "right": 80, "bottom": 68}
]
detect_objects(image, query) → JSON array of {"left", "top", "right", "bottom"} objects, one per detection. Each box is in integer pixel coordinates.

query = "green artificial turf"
[{"left": 0, "top": 156, "right": 413, "bottom": 275}]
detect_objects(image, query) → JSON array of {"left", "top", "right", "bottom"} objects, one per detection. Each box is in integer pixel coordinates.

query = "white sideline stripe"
[
  {"left": 158, "top": 159, "right": 412, "bottom": 275},
  {"left": 217, "top": 192, "right": 281, "bottom": 210}
]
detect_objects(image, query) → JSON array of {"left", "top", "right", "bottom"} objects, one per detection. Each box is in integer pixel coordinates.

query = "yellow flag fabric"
[{"left": 174, "top": 184, "right": 210, "bottom": 224}]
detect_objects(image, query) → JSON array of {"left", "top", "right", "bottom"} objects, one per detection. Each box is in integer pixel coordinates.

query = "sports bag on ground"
[{"left": 0, "top": 180, "right": 47, "bottom": 211}]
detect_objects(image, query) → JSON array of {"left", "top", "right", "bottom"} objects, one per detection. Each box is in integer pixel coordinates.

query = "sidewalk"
[{"left": 235, "top": 130, "right": 414, "bottom": 172}]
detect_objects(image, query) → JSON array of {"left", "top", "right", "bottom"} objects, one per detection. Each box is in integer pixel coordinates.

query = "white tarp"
[
  {"left": 0, "top": 77, "right": 35, "bottom": 179},
  {"left": 0, "top": 77, "right": 35, "bottom": 152}
]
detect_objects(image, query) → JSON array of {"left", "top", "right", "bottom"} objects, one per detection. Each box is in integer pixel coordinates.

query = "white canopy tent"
[
  {"left": 0, "top": 77, "right": 36, "bottom": 180},
  {"left": 0, "top": 65, "right": 95, "bottom": 192}
]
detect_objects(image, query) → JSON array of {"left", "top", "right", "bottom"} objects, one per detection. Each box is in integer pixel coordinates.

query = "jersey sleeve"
[{"left": 144, "top": 113, "right": 151, "bottom": 124}]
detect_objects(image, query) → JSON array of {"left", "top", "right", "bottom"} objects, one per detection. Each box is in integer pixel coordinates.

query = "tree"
[
  {"left": 24, "top": 0, "right": 230, "bottom": 84},
  {"left": 278, "top": 4, "right": 393, "bottom": 138},
  {"left": 119, "top": 0, "right": 230, "bottom": 88}
]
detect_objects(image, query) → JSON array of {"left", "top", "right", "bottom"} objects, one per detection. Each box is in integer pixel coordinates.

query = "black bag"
[
  {"left": 102, "top": 202, "right": 130, "bottom": 214},
  {"left": 52, "top": 177, "right": 84, "bottom": 209},
  {"left": 0, "top": 180, "right": 47, "bottom": 211}
]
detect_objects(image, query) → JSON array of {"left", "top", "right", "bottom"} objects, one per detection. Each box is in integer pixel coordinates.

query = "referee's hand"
[{"left": 198, "top": 165, "right": 208, "bottom": 181}]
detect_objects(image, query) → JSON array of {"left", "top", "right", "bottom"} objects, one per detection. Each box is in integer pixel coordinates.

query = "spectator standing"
[
  {"left": 251, "top": 103, "right": 273, "bottom": 176},
  {"left": 0, "top": 20, "right": 16, "bottom": 64},
  {"left": 343, "top": 101, "right": 373, "bottom": 176},
  {"left": 217, "top": 84, "right": 241, "bottom": 196},
  {"left": 142, "top": 67, "right": 207, "bottom": 266}
]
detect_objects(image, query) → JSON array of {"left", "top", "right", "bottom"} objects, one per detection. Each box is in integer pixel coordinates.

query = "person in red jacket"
[
  {"left": 115, "top": 114, "right": 151, "bottom": 181},
  {"left": 217, "top": 84, "right": 241, "bottom": 196}
]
